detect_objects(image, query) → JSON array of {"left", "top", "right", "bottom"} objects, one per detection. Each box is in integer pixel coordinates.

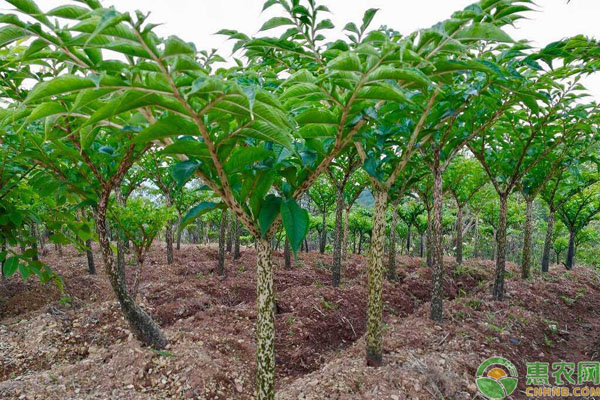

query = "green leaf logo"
[{"left": 475, "top": 357, "right": 518, "bottom": 399}]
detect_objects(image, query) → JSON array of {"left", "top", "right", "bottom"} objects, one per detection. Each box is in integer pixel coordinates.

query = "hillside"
[{"left": 1, "top": 245, "right": 598, "bottom": 399}]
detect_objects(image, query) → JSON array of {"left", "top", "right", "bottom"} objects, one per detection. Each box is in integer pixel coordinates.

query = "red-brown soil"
[{"left": 1, "top": 244, "right": 599, "bottom": 399}]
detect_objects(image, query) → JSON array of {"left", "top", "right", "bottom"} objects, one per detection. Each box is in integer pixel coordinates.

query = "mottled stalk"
[{"left": 366, "top": 189, "right": 387, "bottom": 367}]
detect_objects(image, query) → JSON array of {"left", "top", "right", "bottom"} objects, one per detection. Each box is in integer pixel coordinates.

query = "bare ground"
[{"left": 1, "top": 244, "right": 599, "bottom": 399}]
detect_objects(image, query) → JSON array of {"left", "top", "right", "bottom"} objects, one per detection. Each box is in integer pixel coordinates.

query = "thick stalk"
[
  {"left": 566, "top": 229, "right": 576, "bottom": 270},
  {"left": 218, "top": 210, "right": 227, "bottom": 277},
  {"left": 165, "top": 223, "right": 174, "bottom": 264},
  {"left": 520, "top": 198, "right": 534, "bottom": 279},
  {"left": 493, "top": 195, "right": 508, "bottom": 301},
  {"left": 541, "top": 210, "right": 555, "bottom": 273},
  {"left": 85, "top": 238, "right": 95, "bottom": 274},
  {"left": 131, "top": 254, "right": 143, "bottom": 300},
  {"left": 473, "top": 216, "right": 480, "bottom": 259},
  {"left": 406, "top": 225, "right": 411, "bottom": 256},
  {"left": 234, "top": 217, "right": 241, "bottom": 260},
  {"left": 1, "top": 239, "right": 6, "bottom": 281},
  {"left": 388, "top": 204, "right": 399, "bottom": 280},
  {"left": 366, "top": 189, "right": 388, "bottom": 367},
  {"left": 426, "top": 212, "right": 432, "bottom": 267},
  {"left": 319, "top": 211, "right": 326, "bottom": 254},
  {"left": 165, "top": 196, "right": 174, "bottom": 265},
  {"left": 226, "top": 213, "right": 233, "bottom": 253},
  {"left": 491, "top": 229, "right": 497, "bottom": 261},
  {"left": 332, "top": 188, "right": 344, "bottom": 286},
  {"left": 430, "top": 161, "right": 444, "bottom": 322},
  {"left": 39, "top": 227, "right": 45, "bottom": 252},
  {"left": 284, "top": 238, "right": 291, "bottom": 270},
  {"left": 97, "top": 192, "right": 167, "bottom": 349},
  {"left": 456, "top": 205, "right": 463, "bottom": 265},
  {"left": 115, "top": 187, "right": 126, "bottom": 281},
  {"left": 255, "top": 238, "right": 275, "bottom": 400},
  {"left": 358, "top": 233, "right": 363, "bottom": 254},
  {"left": 342, "top": 207, "right": 350, "bottom": 260},
  {"left": 176, "top": 214, "right": 182, "bottom": 250}
]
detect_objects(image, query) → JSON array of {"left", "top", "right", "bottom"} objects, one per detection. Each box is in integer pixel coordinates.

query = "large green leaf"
[
  {"left": 258, "top": 194, "right": 281, "bottom": 237},
  {"left": 259, "top": 17, "right": 293, "bottom": 31},
  {"left": 280, "top": 198, "right": 309, "bottom": 253},
  {"left": 3, "top": 256, "right": 20, "bottom": 278},
  {"left": 162, "top": 36, "right": 196, "bottom": 58},
  {"left": 224, "top": 146, "right": 272, "bottom": 173},
  {"left": 328, "top": 53, "right": 362, "bottom": 72},
  {"left": 295, "top": 108, "right": 338, "bottom": 125},
  {"left": 25, "top": 102, "right": 67, "bottom": 122},
  {"left": 160, "top": 141, "right": 211, "bottom": 160},
  {"left": 367, "top": 66, "right": 431, "bottom": 88},
  {"left": 0, "top": 25, "right": 27, "bottom": 46},
  {"left": 238, "top": 121, "right": 294, "bottom": 150},
  {"left": 5, "top": 0, "right": 51, "bottom": 26},
  {"left": 181, "top": 201, "right": 224, "bottom": 228},
  {"left": 47, "top": 5, "right": 91, "bottom": 19},
  {"left": 455, "top": 22, "right": 513, "bottom": 43},
  {"left": 26, "top": 75, "right": 96, "bottom": 103},
  {"left": 357, "top": 85, "right": 411, "bottom": 103},
  {"left": 85, "top": 91, "right": 187, "bottom": 127},
  {"left": 171, "top": 160, "right": 200, "bottom": 186},
  {"left": 133, "top": 115, "right": 199, "bottom": 144}
]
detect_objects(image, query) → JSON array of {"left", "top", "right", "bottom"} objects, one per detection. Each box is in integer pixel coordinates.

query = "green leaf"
[
  {"left": 343, "top": 22, "right": 359, "bottom": 34},
  {"left": 258, "top": 194, "right": 281, "bottom": 237},
  {"left": 364, "top": 156, "right": 383, "bottom": 182},
  {"left": 181, "top": 201, "right": 223, "bottom": 227},
  {"left": 455, "top": 22, "right": 513, "bottom": 43},
  {"left": 5, "top": 0, "right": 51, "bottom": 26},
  {"left": 25, "top": 102, "right": 67, "bottom": 122},
  {"left": 85, "top": 91, "right": 186, "bottom": 127},
  {"left": 133, "top": 115, "right": 199, "bottom": 144},
  {"left": 238, "top": 121, "right": 293, "bottom": 151},
  {"left": 162, "top": 36, "right": 196, "bottom": 58},
  {"left": 47, "top": 5, "right": 90, "bottom": 19},
  {"left": 328, "top": 53, "right": 362, "bottom": 72},
  {"left": 224, "top": 146, "right": 272, "bottom": 173},
  {"left": 361, "top": 8, "right": 379, "bottom": 32},
  {"left": 161, "top": 140, "right": 211, "bottom": 160},
  {"left": 494, "top": 5, "right": 531, "bottom": 20},
  {"left": 0, "top": 25, "right": 27, "bottom": 46},
  {"left": 26, "top": 75, "right": 95, "bottom": 103},
  {"left": 280, "top": 198, "right": 309, "bottom": 253},
  {"left": 3, "top": 256, "right": 19, "bottom": 278},
  {"left": 316, "top": 19, "right": 334, "bottom": 31},
  {"left": 357, "top": 85, "right": 411, "bottom": 103},
  {"left": 259, "top": 17, "right": 293, "bottom": 31},
  {"left": 171, "top": 160, "right": 200, "bottom": 186},
  {"left": 19, "top": 264, "right": 32, "bottom": 280},
  {"left": 85, "top": 8, "right": 131, "bottom": 45},
  {"left": 298, "top": 124, "right": 336, "bottom": 139},
  {"left": 262, "top": 0, "right": 279, "bottom": 11},
  {"left": 295, "top": 108, "right": 338, "bottom": 125},
  {"left": 367, "top": 66, "right": 431, "bottom": 88},
  {"left": 23, "top": 38, "right": 49, "bottom": 57}
]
